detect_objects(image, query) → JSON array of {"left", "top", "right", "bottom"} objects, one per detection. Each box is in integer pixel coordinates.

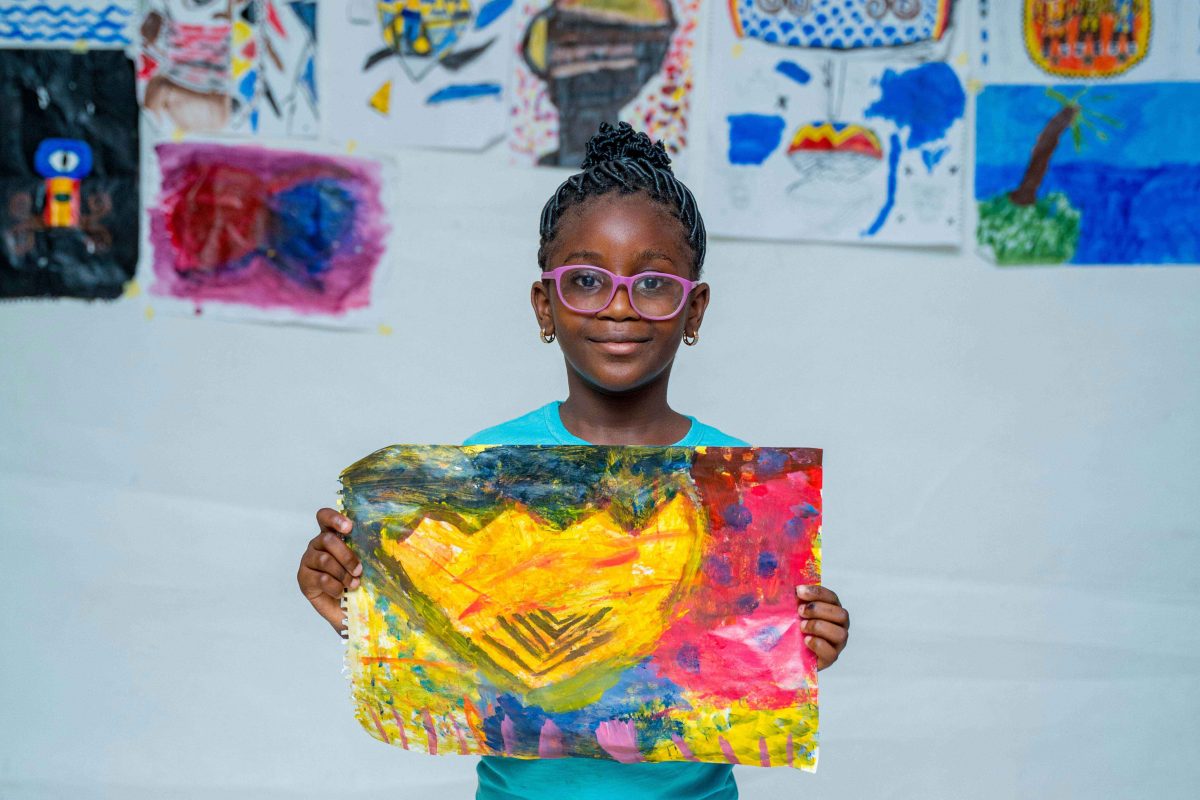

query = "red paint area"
[{"left": 163, "top": 163, "right": 267, "bottom": 273}]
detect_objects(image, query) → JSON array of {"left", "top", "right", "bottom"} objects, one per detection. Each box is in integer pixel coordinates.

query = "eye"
[
  {"left": 49, "top": 149, "right": 80, "bottom": 173},
  {"left": 568, "top": 269, "right": 605, "bottom": 290}
]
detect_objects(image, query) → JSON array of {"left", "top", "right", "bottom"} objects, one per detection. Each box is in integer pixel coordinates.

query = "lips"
[{"left": 589, "top": 334, "right": 650, "bottom": 355}]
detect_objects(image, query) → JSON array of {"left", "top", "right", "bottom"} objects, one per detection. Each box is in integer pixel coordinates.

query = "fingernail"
[
  {"left": 804, "top": 636, "right": 815, "bottom": 648},
  {"left": 350, "top": 578, "right": 360, "bottom": 589},
  {"left": 353, "top": 564, "right": 363, "bottom": 576}
]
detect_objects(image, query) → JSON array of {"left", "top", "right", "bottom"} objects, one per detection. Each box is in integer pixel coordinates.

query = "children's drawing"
[
  {"left": 706, "top": 0, "right": 965, "bottom": 245},
  {"left": 508, "top": 0, "right": 699, "bottom": 167},
  {"left": 1, "top": 49, "right": 138, "bottom": 300},
  {"left": 976, "top": 82, "right": 1200, "bottom": 266},
  {"left": 978, "top": 0, "right": 1195, "bottom": 83},
  {"left": 148, "top": 142, "right": 389, "bottom": 320},
  {"left": 0, "top": 1, "right": 136, "bottom": 48},
  {"left": 320, "top": 0, "right": 516, "bottom": 151},
  {"left": 341, "top": 445, "right": 822, "bottom": 769},
  {"left": 139, "top": 0, "right": 318, "bottom": 137}
]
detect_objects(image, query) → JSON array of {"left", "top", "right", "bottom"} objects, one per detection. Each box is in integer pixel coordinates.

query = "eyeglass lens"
[{"left": 558, "top": 267, "right": 685, "bottom": 317}]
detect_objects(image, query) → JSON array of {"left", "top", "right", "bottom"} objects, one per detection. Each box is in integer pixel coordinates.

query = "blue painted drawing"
[
  {"left": 0, "top": 2, "right": 134, "bottom": 46},
  {"left": 976, "top": 83, "right": 1200, "bottom": 266}
]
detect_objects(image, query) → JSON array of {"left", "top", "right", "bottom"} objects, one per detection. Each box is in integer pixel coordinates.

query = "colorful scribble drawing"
[
  {"left": 0, "top": 1, "right": 136, "bottom": 47},
  {"left": 1, "top": 49, "right": 138, "bottom": 300},
  {"left": 707, "top": 0, "right": 964, "bottom": 245},
  {"left": 228, "top": 0, "right": 319, "bottom": 137},
  {"left": 341, "top": 445, "right": 822, "bottom": 768},
  {"left": 509, "top": 0, "right": 699, "bottom": 166},
  {"left": 149, "top": 143, "right": 389, "bottom": 316},
  {"left": 976, "top": 82, "right": 1200, "bottom": 266},
  {"left": 139, "top": 0, "right": 233, "bottom": 133},
  {"left": 1023, "top": 0, "right": 1150, "bottom": 78}
]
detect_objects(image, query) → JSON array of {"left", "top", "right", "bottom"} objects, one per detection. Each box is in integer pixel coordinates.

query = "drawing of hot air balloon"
[{"left": 786, "top": 121, "right": 883, "bottom": 188}]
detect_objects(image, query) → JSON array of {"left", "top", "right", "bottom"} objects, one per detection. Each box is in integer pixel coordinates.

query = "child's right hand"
[{"left": 297, "top": 508, "right": 362, "bottom": 635}]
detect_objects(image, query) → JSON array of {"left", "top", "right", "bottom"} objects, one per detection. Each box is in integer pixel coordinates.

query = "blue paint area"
[
  {"left": 288, "top": 0, "right": 317, "bottom": 38},
  {"left": 756, "top": 551, "right": 778, "bottom": 578},
  {"left": 475, "top": 0, "right": 513, "bottom": 29},
  {"left": 269, "top": 180, "right": 357, "bottom": 285},
  {"left": 675, "top": 644, "right": 700, "bottom": 673},
  {"left": 735, "top": 594, "right": 760, "bottom": 614},
  {"left": 0, "top": 3, "right": 133, "bottom": 45},
  {"left": 426, "top": 83, "right": 503, "bottom": 105},
  {"left": 976, "top": 83, "right": 1200, "bottom": 264},
  {"left": 302, "top": 55, "right": 317, "bottom": 101},
  {"left": 34, "top": 138, "right": 93, "bottom": 179},
  {"left": 921, "top": 146, "right": 949, "bottom": 174},
  {"left": 706, "top": 554, "right": 733, "bottom": 586},
  {"left": 237, "top": 70, "right": 257, "bottom": 103},
  {"left": 865, "top": 62, "right": 965, "bottom": 149},
  {"left": 755, "top": 447, "right": 789, "bottom": 476},
  {"left": 726, "top": 114, "right": 786, "bottom": 166},
  {"left": 750, "top": 624, "right": 784, "bottom": 651},
  {"left": 863, "top": 132, "right": 902, "bottom": 237},
  {"left": 722, "top": 503, "right": 753, "bottom": 530},
  {"left": 774, "top": 60, "right": 811, "bottom": 85}
]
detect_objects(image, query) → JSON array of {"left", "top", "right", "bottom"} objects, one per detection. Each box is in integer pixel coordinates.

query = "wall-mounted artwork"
[
  {"left": 975, "top": 82, "right": 1200, "bottom": 266},
  {"left": 1, "top": 49, "right": 139, "bottom": 300},
  {"left": 147, "top": 141, "right": 390, "bottom": 322},
  {"left": 0, "top": 1, "right": 137, "bottom": 48},
  {"left": 977, "top": 0, "right": 1198, "bottom": 83},
  {"left": 341, "top": 445, "right": 822, "bottom": 769},
  {"left": 705, "top": 0, "right": 966, "bottom": 245},
  {"left": 139, "top": 0, "right": 318, "bottom": 137},
  {"left": 508, "top": 0, "right": 699, "bottom": 167},
  {"left": 320, "top": 0, "right": 516, "bottom": 151}
]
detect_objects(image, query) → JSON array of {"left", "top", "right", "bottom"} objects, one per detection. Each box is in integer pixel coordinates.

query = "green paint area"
[{"left": 977, "top": 193, "right": 1081, "bottom": 266}]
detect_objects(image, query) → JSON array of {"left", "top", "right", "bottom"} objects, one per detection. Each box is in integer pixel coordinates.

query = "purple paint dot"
[
  {"left": 676, "top": 644, "right": 701, "bottom": 673},
  {"left": 706, "top": 555, "right": 733, "bottom": 586},
  {"left": 723, "top": 504, "right": 753, "bottom": 530},
  {"left": 736, "top": 594, "right": 760, "bottom": 614},
  {"left": 756, "top": 552, "right": 778, "bottom": 577}
]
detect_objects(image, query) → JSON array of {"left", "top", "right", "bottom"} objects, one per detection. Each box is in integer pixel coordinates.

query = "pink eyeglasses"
[{"left": 540, "top": 265, "right": 698, "bottom": 321}]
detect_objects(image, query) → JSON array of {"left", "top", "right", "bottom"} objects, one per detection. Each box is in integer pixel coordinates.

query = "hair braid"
[{"left": 537, "top": 122, "right": 707, "bottom": 276}]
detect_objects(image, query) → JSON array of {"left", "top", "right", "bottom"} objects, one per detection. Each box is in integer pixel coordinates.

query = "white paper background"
[{"left": 3, "top": 2, "right": 1200, "bottom": 799}]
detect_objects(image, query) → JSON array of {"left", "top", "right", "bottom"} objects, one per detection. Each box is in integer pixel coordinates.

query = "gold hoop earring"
[
  {"left": 540, "top": 329, "right": 556, "bottom": 344},
  {"left": 683, "top": 331, "right": 699, "bottom": 346}
]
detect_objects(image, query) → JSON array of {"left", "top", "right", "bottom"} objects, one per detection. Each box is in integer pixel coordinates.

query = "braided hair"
[{"left": 538, "top": 122, "right": 707, "bottom": 276}]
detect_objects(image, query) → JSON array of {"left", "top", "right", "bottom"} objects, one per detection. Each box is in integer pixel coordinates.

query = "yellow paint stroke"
[
  {"left": 122, "top": 280, "right": 141, "bottom": 299},
  {"left": 369, "top": 81, "right": 393, "bottom": 116},
  {"left": 377, "top": 322, "right": 393, "bottom": 335}
]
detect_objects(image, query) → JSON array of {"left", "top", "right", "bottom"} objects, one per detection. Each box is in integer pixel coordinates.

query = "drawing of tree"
[{"left": 1009, "top": 88, "right": 1118, "bottom": 205}]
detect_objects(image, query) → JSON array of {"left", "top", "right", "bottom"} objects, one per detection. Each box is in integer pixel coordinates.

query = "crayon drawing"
[
  {"left": 320, "top": 0, "right": 516, "bottom": 151},
  {"left": 0, "top": 1, "right": 136, "bottom": 48},
  {"left": 148, "top": 142, "right": 389, "bottom": 319},
  {"left": 976, "top": 82, "right": 1200, "bottom": 266},
  {"left": 706, "top": 0, "right": 966, "bottom": 245},
  {"left": 341, "top": 445, "right": 822, "bottom": 769},
  {"left": 508, "top": 0, "right": 699, "bottom": 167},
  {"left": 1, "top": 49, "right": 139, "bottom": 300}
]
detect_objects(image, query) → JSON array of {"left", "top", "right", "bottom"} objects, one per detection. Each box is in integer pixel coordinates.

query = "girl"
[{"left": 297, "top": 122, "right": 850, "bottom": 799}]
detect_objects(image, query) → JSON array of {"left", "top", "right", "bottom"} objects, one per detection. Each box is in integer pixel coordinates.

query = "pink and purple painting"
[
  {"left": 341, "top": 445, "right": 823, "bottom": 769},
  {"left": 149, "top": 142, "right": 387, "bottom": 317}
]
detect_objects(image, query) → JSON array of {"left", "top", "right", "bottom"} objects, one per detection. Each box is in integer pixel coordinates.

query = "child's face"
[{"left": 532, "top": 193, "right": 709, "bottom": 395}]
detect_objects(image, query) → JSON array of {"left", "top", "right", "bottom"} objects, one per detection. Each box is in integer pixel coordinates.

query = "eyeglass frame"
[{"left": 539, "top": 264, "right": 700, "bottom": 321}]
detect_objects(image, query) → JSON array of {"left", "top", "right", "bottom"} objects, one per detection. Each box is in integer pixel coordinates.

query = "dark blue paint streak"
[
  {"left": 726, "top": 114, "right": 786, "bottom": 165},
  {"left": 774, "top": 60, "right": 811, "bottom": 85},
  {"left": 863, "top": 133, "right": 901, "bottom": 237},
  {"left": 475, "top": 0, "right": 513, "bottom": 29},
  {"left": 865, "top": 62, "right": 964, "bottom": 149},
  {"left": 426, "top": 83, "right": 503, "bottom": 105}
]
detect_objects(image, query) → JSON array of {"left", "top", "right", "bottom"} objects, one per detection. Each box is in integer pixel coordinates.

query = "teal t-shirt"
[{"left": 463, "top": 402, "right": 748, "bottom": 800}]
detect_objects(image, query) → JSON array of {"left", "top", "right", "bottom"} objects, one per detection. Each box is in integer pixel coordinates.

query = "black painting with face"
[{"left": 0, "top": 49, "right": 139, "bottom": 300}]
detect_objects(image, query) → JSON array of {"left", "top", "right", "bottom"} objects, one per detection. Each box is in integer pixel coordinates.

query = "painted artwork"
[
  {"left": 508, "top": 0, "right": 699, "bottom": 167},
  {"left": 341, "top": 445, "right": 822, "bottom": 769},
  {"left": 139, "top": 0, "right": 318, "bottom": 137},
  {"left": 1, "top": 49, "right": 139, "bottom": 300},
  {"left": 148, "top": 142, "right": 390, "bottom": 320},
  {"left": 978, "top": 0, "right": 1198, "bottom": 83},
  {"left": 320, "top": 0, "right": 517, "bottom": 151},
  {"left": 975, "top": 83, "right": 1200, "bottom": 266},
  {"left": 0, "top": 1, "right": 137, "bottom": 48},
  {"left": 706, "top": 0, "right": 966, "bottom": 245}
]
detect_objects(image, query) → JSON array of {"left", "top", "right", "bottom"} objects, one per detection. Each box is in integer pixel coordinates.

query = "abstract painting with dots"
[
  {"left": 706, "top": 0, "right": 967, "bottom": 245},
  {"left": 341, "top": 444, "right": 822, "bottom": 769}
]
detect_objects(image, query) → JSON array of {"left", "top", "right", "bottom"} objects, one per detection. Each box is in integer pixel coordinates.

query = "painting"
[
  {"left": 0, "top": 49, "right": 139, "bottom": 300},
  {"left": 147, "top": 142, "right": 390, "bottom": 320},
  {"left": 139, "top": 0, "right": 318, "bottom": 137},
  {"left": 705, "top": 0, "right": 966, "bottom": 245},
  {"left": 975, "top": 82, "right": 1200, "bottom": 266},
  {"left": 0, "top": 1, "right": 137, "bottom": 48},
  {"left": 978, "top": 0, "right": 1198, "bottom": 83},
  {"left": 508, "top": 0, "right": 699, "bottom": 167},
  {"left": 341, "top": 445, "right": 822, "bottom": 769},
  {"left": 320, "top": 0, "right": 517, "bottom": 151}
]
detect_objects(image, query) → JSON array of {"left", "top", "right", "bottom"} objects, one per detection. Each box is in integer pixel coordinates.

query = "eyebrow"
[{"left": 559, "top": 249, "right": 677, "bottom": 266}]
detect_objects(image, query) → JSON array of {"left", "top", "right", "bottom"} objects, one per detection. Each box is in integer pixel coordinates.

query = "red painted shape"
[
  {"left": 265, "top": 0, "right": 287, "bottom": 38},
  {"left": 164, "top": 163, "right": 267, "bottom": 273}
]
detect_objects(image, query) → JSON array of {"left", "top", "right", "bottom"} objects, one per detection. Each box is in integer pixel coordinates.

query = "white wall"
[{"left": 3, "top": 13, "right": 1200, "bottom": 800}]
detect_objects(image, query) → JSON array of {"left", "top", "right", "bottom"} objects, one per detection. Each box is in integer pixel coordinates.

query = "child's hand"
[
  {"left": 796, "top": 585, "right": 849, "bottom": 670},
  {"left": 297, "top": 508, "right": 362, "bottom": 636}
]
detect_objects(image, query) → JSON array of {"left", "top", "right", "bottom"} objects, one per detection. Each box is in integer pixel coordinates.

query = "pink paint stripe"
[
  {"left": 759, "top": 737, "right": 771, "bottom": 767},
  {"left": 422, "top": 709, "right": 438, "bottom": 755},
  {"left": 367, "top": 708, "right": 389, "bottom": 744},
  {"left": 500, "top": 717, "right": 515, "bottom": 756},
  {"left": 539, "top": 719, "right": 564, "bottom": 759},
  {"left": 454, "top": 722, "right": 470, "bottom": 755},
  {"left": 719, "top": 736, "right": 741, "bottom": 764},
  {"left": 390, "top": 709, "right": 409, "bottom": 750},
  {"left": 787, "top": 732, "right": 794, "bottom": 767},
  {"left": 669, "top": 734, "right": 699, "bottom": 761}
]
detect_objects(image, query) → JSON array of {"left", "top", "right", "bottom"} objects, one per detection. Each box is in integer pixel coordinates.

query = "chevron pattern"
[{"left": 485, "top": 607, "right": 614, "bottom": 677}]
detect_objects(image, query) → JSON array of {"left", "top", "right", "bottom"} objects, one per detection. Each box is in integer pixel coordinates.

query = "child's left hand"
[{"left": 796, "top": 585, "right": 849, "bottom": 670}]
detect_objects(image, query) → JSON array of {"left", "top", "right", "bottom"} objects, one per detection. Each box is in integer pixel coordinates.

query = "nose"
[{"left": 596, "top": 281, "right": 641, "bottom": 321}]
